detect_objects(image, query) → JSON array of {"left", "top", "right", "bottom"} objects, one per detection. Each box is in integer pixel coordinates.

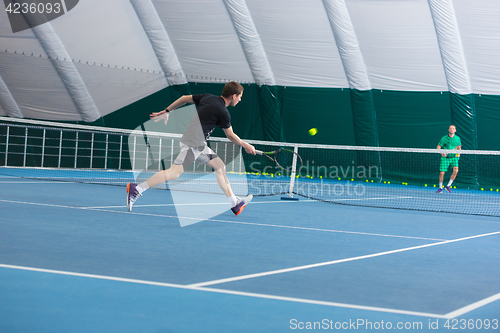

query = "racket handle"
[{"left": 255, "top": 150, "right": 264, "bottom": 155}]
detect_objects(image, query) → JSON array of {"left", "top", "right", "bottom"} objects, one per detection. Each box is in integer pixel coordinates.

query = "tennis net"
[{"left": 1, "top": 116, "right": 499, "bottom": 217}]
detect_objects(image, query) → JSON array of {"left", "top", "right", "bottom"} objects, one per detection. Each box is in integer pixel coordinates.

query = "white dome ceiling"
[{"left": 1, "top": 0, "right": 499, "bottom": 121}]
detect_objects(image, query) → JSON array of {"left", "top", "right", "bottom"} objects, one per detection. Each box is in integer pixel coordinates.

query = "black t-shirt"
[{"left": 181, "top": 94, "right": 231, "bottom": 147}]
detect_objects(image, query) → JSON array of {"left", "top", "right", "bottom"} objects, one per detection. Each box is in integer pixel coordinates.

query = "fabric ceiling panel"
[
  {"left": 247, "top": 0, "right": 348, "bottom": 88},
  {"left": 0, "top": 10, "right": 46, "bottom": 56},
  {"left": 346, "top": 0, "right": 448, "bottom": 91},
  {"left": 51, "top": 0, "right": 163, "bottom": 72},
  {"left": 49, "top": 0, "right": 169, "bottom": 117},
  {"left": 0, "top": 0, "right": 170, "bottom": 119},
  {"left": 153, "top": 0, "right": 254, "bottom": 83},
  {"left": 0, "top": 52, "right": 81, "bottom": 120},
  {"left": 454, "top": 0, "right": 500, "bottom": 95}
]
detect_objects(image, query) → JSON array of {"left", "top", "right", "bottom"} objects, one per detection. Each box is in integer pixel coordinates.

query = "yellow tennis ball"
[{"left": 308, "top": 128, "right": 318, "bottom": 136}]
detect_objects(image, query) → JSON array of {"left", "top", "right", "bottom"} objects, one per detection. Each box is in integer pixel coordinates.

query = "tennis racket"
[{"left": 255, "top": 148, "right": 303, "bottom": 171}]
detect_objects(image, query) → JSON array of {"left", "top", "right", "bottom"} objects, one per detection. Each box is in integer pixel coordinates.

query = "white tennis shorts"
[{"left": 173, "top": 142, "right": 218, "bottom": 169}]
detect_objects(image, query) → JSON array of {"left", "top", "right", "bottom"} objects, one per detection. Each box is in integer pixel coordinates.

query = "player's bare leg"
[
  {"left": 145, "top": 164, "right": 184, "bottom": 188},
  {"left": 127, "top": 165, "right": 184, "bottom": 211},
  {"left": 208, "top": 157, "right": 252, "bottom": 215},
  {"left": 439, "top": 171, "right": 445, "bottom": 184},
  {"left": 437, "top": 171, "right": 445, "bottom": 193},
  {"left": 445, "top": 167, "right": 458, "bottom": 193},
  {"left": 208, "top": 157, "right": 232, "bottom": 197}
]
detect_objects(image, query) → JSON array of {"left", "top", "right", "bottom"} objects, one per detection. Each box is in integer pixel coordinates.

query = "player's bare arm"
[
  {"left": 223, "top": 127, "right": 256, "bottom": 155},
  {"left": 437, "top": 144, "right": 447, "bottom": 157},
  {"left": 150, "top": 95, "right": 195, "bottom": 124}
]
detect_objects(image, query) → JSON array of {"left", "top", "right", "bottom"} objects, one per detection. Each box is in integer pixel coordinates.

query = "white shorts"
[{"left": 173, "top": 142, "right": 218, "bottom": 169}]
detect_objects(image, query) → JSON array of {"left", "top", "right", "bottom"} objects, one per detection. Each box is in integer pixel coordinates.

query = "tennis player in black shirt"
[{"left": 127, "top": 81, "right": 256, "bottom": 216}]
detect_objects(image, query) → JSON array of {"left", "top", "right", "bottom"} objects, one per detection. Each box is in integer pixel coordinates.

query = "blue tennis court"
[{"left": 1, "top": 174, "right": 500, "bottom": 332}]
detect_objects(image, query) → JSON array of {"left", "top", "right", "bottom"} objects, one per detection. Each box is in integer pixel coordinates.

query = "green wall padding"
[
  {"left": 449, "top": 93, "right": 478, "bottom": 187},
  {"left": 281, "top": 87, "right": 355, "bottom": 145},
  {"left": 372, "top": 90, "right": 452, "bottom": 148},
  {"left": 473, "top": 94, "right": 500, "bottom": 187},
  {"left": 475, "top": 94, "right": 500, "bottom": 150},
  {"left": 350, "top": 89, "right": 379, "bottom": 147},
  {"left": 257, "top": 85, "right": 285, "bottom": 142},
  {"left": 450, "top": 93, "right": 478, "bottom": 150}
]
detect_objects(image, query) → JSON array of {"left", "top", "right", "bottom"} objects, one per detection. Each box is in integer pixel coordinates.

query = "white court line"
[
  {"left": 1, "top": 263, "right": 497, "bottom": 319},
  {"left": 0, "top": 263, "right": 446, "bottom": 319},
  {"left": 0, "top": 199, "right": 445, "bottom": 241},
  {"left": 188, "top": 231, "right": 500, "bottom": 288},
  {"left": 214, "top": 220, "right": 446, "bottom": 242},
  {"left": 444, "top": 292, "right": 500, "bottom": 319},
  {"left": 328, "top": 196, "right": 414, "bottom": 202},
  {"left": 0, "top": 181, "right": 76, "bottom": 184},
  {"left": 83, "top": 199, "right": 316, "bottom": 209}
]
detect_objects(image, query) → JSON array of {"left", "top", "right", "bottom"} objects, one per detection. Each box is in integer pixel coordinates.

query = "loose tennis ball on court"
[{"left": 308, "top": 128, "right": 318, "bottom": 136}]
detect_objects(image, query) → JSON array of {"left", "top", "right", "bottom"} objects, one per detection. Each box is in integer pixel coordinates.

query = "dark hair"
[{"left": 221, "top": 81, "right": 244, "bottom": 98}]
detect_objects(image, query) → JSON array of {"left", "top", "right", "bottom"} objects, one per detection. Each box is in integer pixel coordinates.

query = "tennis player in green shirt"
[{"left": 436, "top": 125, "right": 461, "bottom": 193}]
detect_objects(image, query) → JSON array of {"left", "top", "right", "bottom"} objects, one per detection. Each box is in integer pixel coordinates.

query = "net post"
[
  {"left": 74, "top": 132, "right": 79, "bottom": 169},
  {"left": 231, "top": 144, "right": 235, "bottom": 172},
  {"left": 170, "top": 138, "right": 174, "bottom": 166},
  {"left": 282, "top": 145, "right": 299, "bottom": 201},
  {"left": 90, "top": 132, "right": 94, "bottom": 169},
  {"left": 41, "top": 128, "right": 46, "bottom": 167},
  {"left": 145, "top": 137, "right": 149, "bottom": 171},
  {"left": 4, "top": 126, "right": 9, "bottom": 166},
  {"left": 158, "top": 137, "right": 162, "bottom": 171},
  {"left": 104, "top": 134, "right": 109, "bottom": 169},
  {"left": 23, "top": 127, "right": 28, "bottom": 167},
  {"left": 224, "top": 142, "right": 228, "bottom": 167},
  {"left": 58, "top": 130, "right": 62, "bottom": 168},
  {"left": 132, "top": 136, "right": 137, "bottom": 170},
  {"left": 239, "top": 146, "right": 242, "bottom": 173},
  {"left": 118, "top": 135, "right": 123, "bottom": 170}
]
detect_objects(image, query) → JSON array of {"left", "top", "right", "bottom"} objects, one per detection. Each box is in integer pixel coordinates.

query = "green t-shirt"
[{"left": 438, "top": 134, "right": 461, "bottom": 158}]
